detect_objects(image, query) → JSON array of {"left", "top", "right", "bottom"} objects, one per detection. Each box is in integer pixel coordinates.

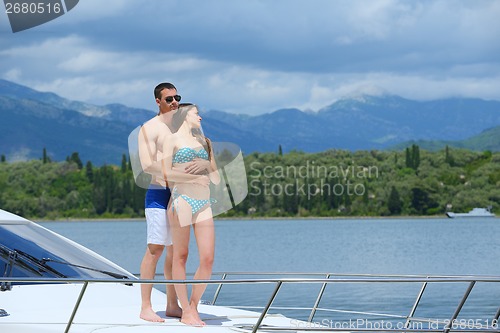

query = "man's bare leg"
[
  {"left": 140, "top": 244, "right": 165, "bottom": 322},
  {"left": 164, "top": 244, "right": 182, "bottom": 317}
]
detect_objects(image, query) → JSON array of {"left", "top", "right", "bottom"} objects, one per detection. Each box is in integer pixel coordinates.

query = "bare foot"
[
  {"left": 180, "top": 309, "right": 205, "bottom": 327},
  {"left": 140, "top": 307, "right": 165, "bottom": 322},
  {"left": 191, "top": 306, "right": 205, "bottom": 326},
  {"left": 166, "top": 303, "right": 183, "bottom": 318}
]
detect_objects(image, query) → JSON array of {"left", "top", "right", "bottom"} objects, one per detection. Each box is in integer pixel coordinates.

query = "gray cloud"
[{"left": 1, "top": 0, "right": 499, "bottom": 114}]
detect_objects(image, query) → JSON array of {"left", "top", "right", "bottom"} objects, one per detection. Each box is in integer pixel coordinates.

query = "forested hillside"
[
  {"left": 0, "top": 146, "right": 498, "bottom": 219},
  {"left": 0, "top": 153, "right": 145, "bottom": 219}
]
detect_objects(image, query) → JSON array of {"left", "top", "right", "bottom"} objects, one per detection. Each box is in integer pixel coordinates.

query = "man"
[{"left": 138, "top": 82, "right": 209, "bottom": 322}]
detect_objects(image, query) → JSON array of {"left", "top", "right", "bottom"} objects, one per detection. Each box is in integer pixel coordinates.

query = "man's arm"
[{"left": 138, "top": 124, "right": 165, "bottom": 179}]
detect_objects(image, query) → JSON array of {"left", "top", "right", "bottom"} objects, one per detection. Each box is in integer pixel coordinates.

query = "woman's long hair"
[{"left": 171, "top": 103, "right": 212, "bottom": 160}]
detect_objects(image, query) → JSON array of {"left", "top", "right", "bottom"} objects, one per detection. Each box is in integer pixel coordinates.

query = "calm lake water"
[{"left": 40, "top": 217, "right": 500, "bottom": 325}]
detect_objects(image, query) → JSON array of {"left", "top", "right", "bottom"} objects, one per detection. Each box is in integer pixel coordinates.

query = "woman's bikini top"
[{"left": 172, "top": 147, "right": 209, "bottom": 164}]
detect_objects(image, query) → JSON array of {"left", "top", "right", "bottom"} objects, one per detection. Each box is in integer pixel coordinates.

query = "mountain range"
[{"left": 0, "top": 79, "right": 499, "bottom": 165}]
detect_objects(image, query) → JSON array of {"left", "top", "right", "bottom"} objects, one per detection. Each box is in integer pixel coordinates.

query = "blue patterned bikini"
[
  {"left": 172, "top": 147, "right": 215, "bottom": 215},
  {"left": 173, "top": 147, "right": 209, "bottom": 164}
]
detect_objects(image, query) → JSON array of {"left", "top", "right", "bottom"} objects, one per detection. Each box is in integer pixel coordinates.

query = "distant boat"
[{"left": 446, "top": 207, "right": 495, "bottom": 218}]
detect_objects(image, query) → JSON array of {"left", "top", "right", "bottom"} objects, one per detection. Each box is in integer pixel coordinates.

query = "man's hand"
[{"left": 184, "top": 158, "right": 211, "bottom": 175}]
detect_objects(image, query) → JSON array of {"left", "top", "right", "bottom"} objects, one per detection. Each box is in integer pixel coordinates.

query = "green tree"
[
  {"left": 411, "top": 187, "right": 438, "bottom": 215},
  {"left": 405, "top": 147, "right": 412, "bottom": 169},
  {"left": 121, "top": 154, "right": 128, "bottom": 173},
  {"left": 218, "top": 149, "right": 234, "bottom": 164},
  {"left": 445, "top": 145, "right": 455, "bottom": 166},
  {"left": 85, "top": 161, "right": 94, "bottom": 182},
  {"left": 405, "top": 144, "right": 420, "bottom": 171},
  {"left": 412, "top": 144, "right": 420, "bottom": 170},
  {"left": 283, "top": 181, "right": 299, "bottom": 215},
  {"left": 387, "top": 186, "right": 402, "bottom": 215},
  {"left": 69, "top": 152, "right": 83, "bottom": 169}
]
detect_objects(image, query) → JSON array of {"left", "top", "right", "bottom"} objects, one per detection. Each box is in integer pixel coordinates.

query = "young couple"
[{"left": 138, "top": 82, "right": 219, "bottom": 326}]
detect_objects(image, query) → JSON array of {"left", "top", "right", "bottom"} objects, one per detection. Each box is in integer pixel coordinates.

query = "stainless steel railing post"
[
  {"left": 64, "top": 281, "right": 89, "bottom": 333},
  {"left": 252, "top": 281, "right": 283, "bottom": 333},
  {"left": 405, "top": 279, "right": 429, "bottom": 329},
  {"left": 443, "top": 280, "right": 476, "bottom": 333},
  {"left": 211, "top": 272, "right": 228, "bottom": 305},
  {"left": 308, "top": 273, "right": 330, "bottom": 323}
]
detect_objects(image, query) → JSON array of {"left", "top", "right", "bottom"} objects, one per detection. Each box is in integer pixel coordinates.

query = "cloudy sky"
[{"left": 1, "top": 0, "right": 499, "bottom": 115}]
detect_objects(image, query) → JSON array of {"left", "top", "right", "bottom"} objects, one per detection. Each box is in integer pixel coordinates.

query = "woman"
[{"left": 162, "top": 104, "right": 219, "bottom": 326}]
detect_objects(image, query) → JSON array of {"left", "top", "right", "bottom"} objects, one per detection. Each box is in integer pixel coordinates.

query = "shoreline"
[{"left": 33, "top": 214, "right": 491, "bottom": 223}]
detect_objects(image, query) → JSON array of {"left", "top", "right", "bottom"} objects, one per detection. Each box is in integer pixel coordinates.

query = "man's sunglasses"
[{"left": 165, "top": 95, "right": 181, "bottom": 103}]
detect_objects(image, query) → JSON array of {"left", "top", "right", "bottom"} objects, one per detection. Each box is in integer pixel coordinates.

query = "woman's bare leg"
[
  {"left": 170, "top": 198, "right": 204, "bottom": 326},
  {"left": 190, "top": 209, "right": 215, "bottom": 321}
]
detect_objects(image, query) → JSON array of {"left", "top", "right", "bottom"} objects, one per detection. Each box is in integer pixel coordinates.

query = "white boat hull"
[{"left": 446, "top": 208, "right": 496, "bottom": 218}]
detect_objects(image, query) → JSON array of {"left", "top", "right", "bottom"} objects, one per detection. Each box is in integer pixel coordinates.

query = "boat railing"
[{"left": 1, "top": 273, "right": 499, "bottom": 333}]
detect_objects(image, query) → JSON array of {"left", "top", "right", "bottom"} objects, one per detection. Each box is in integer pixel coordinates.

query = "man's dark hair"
[{"left": 154, "top": 82, "right": 177, "bottom": 99}]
